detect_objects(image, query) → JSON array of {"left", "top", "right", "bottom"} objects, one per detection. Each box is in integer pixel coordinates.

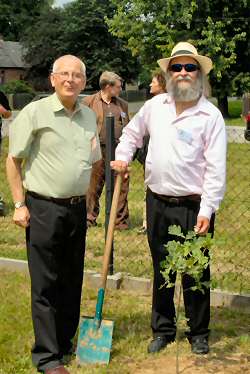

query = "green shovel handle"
[{"left": 93, "top": 288, "right": 105, "bottom": 329}]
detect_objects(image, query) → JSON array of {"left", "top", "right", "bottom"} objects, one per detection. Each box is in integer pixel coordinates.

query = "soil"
[{"left": 129, "top": 353, "right": 250, "bottom": 374}]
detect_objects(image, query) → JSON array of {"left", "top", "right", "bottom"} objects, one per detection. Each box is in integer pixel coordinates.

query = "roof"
[{"left": 0, "top": 40, "right": 28, "bottom": 69}]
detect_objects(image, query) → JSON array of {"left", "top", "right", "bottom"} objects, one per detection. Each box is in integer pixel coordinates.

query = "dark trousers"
[
  {"left": 146, "top": 188, "right": 214, "bottom": 341},
  {"left": 87, "top": 145, "right": 129, "bottom": 227},
  {"left": 25, "top": 194, "right": 87, "bottom": 372}
]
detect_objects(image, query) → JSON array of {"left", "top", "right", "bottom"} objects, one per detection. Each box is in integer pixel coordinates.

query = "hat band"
[{"left": 171, "top": 50, "right": 196, "bottom": 57}]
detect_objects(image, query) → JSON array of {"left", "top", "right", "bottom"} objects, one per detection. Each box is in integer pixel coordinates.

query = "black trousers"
[
  {"left": 25, "top": 194, "right": 87, "bottom": 372},
  {"left": 146, "top": 188, "right": 214, "bottom": 341}
]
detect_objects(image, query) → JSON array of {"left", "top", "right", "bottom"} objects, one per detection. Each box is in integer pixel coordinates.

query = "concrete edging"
[{"left": 0, "top": 257, "right": 249, "bottom": 312}]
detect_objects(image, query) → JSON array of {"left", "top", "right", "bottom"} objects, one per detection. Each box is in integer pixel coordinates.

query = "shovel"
[{"left": 76, "top": 173, "right": 122, "bottom": 365}]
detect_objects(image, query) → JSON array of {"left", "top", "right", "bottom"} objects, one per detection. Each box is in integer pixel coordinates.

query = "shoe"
[
  {"left": 147, "top": 336, "right": 174, "bottom": 353},
  {"left": 44, "top": 365, "right": 70, "bottom": 374},
  {"left": 191, "top": 337, "right": 209, "bottom": 354}
]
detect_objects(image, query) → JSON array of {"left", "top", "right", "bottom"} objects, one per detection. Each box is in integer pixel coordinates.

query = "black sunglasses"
[{"left": 169, "top": 63, "right": 200, "bottom": 72}]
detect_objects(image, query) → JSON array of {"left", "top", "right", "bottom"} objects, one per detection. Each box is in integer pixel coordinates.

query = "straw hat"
[{"left": 157, "top": 42, "right": 213, "bottom": 75}]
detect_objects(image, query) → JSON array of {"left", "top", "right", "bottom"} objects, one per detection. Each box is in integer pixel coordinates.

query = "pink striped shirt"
[{"left": 115, "top": 93, "right": 227, "bottom": 219}]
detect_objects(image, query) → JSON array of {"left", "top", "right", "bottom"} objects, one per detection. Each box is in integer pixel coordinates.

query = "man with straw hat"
[{"left": 111, "top": 42, "right": 227, "bottom": 355}]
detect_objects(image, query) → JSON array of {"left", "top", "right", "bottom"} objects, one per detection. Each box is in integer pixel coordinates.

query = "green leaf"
[{"left": 168, "top": 225, "right": 185, "bottom": 238}]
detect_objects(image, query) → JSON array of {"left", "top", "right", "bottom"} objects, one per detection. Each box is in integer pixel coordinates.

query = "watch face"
[{"left": 15, "top": 202, "right": 25, "bottom": 209}]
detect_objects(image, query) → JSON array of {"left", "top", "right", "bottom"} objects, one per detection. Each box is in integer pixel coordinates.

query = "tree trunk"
[{"left": 217, "top": 95, "right": 229, "bottom": 118}]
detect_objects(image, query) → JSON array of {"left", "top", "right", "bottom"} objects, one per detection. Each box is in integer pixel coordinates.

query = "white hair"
[
  {"left": 166, "top": 69, "right": 211, "bottom": 102},
  {"left": 52, "top": 55, "right": 86, "bottom": 75}
]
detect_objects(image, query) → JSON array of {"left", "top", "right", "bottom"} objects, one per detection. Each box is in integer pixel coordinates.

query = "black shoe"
[
  {"left": 147, "top": 336, "right": 174, "bottom": 353},
  {"left": 191, "top": 337, "right": 209, "bottom": 354}
]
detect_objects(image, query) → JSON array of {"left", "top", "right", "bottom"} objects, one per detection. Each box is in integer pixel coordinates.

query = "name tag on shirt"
[
  {"left": 121, "top": 111, "right": 126, "bottom": 118},
  {"left": 177, "top": 129, "right": 193, "bottom": 145}
]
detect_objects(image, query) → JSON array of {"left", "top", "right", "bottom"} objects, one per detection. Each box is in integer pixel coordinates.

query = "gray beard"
[{"left": 167, "top": 76, "right": 203, "bottom": 102}]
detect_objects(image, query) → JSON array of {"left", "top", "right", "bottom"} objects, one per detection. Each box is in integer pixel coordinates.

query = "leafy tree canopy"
[
  {"left": 107, "top": 0, "right": 250, "bottom": 115},
  {"left": 21, "top": 0, "right": 140, "bottom": 89},
  {"left": 0, "top": 0, "right": 52, "bottom": 41}
]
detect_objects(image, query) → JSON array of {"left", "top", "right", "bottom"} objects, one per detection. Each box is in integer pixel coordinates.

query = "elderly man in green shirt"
[{"left": 6, "top": 55, "right": 102, "bottom": 374}]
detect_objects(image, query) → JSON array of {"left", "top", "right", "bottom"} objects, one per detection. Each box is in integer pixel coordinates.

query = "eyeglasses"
[
  {"left": 52, "top": 71, "right": 84, "bottom": 81},
  {"left": 169, "top": 64, "right": 200, "bottom": 72}
]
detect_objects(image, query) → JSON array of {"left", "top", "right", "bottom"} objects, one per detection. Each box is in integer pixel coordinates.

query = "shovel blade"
[{"left": 76, "top": 316, "right": 114, "bottom": 364}]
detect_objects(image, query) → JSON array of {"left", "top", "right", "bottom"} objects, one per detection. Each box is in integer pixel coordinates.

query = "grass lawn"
[
  {"left": 224, "top": 99, "right": 245, "bottom": 126},
  {"left": 0, "top": 269, "right": 249, "bottom": 374}
]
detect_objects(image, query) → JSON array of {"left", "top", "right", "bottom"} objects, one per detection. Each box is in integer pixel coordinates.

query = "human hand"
[
  {"left": 194, "top": 216, "right": 210, "bottom": 235},
  {"left": 0, "top": 104, "right": 6, "bottom": 115},
  {"left": 0, "top": 104, "right": 11, "bottom": 118},
  {"left": 110, "top": 160, "right": 129, "bottom": 179},
  {"left": 13, "top": 206, "right": 30, "bottom": 228}
]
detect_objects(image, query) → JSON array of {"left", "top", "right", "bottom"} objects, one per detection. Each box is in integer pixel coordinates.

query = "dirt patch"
[{"left": 130, "top": 353, "right": 250, "bottom": 374}]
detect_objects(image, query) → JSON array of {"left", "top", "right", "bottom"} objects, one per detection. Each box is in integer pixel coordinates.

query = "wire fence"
[
  {"left": 85, "top": 126, "right": 250, "bottom": 295},
  {"left": 1, "top": 110, "right": 249, "bottom": 295}
]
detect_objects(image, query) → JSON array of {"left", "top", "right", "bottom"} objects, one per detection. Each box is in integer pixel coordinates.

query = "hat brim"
[{"left": 157, "top": 54, "right": 213, "bottom": 75}]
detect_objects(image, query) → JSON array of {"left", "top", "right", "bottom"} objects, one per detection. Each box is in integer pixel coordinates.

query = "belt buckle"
[
  {"left": 168, "top": 197, "right": 179, "bottom": 204},
  {"left": 70, "top": 196, "right": 80, "bottom": 204}
]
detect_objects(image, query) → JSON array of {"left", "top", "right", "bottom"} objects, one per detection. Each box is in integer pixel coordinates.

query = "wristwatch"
[{"left": 14, "top": 201, "right": 26, "bottom": 209}]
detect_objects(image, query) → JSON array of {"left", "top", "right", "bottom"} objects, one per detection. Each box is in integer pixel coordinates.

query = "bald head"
[
  {"left": 50, "top": 54, "right": 86, "bottom": 109},
  {"left": 52, "top": 55, "right": 86, "bottom": 76}
]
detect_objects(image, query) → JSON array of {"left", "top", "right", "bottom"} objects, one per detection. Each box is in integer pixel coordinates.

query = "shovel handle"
[{"left": 101, "top": 173, "right": 122, "bottom": 289}]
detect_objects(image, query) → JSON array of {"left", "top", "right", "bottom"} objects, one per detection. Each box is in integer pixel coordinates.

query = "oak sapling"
[{"left": 161, "top": 225, "right": 214, "bottom": 374}]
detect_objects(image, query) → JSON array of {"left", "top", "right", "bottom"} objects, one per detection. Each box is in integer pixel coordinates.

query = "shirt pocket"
[
  {"left": 176, "top": 128, "right": 204, "bottom": 163},
  {"left": 77, "top": 129, "right": 95, "bottom": 164}
]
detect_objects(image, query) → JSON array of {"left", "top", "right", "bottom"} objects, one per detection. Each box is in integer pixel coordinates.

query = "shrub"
[{"left": 1, "top": 80, "right": 35, "bottom": 95}]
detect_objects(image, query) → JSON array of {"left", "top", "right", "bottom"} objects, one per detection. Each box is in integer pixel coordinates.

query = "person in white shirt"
[{"left": 111, "top": 42, "right": 227, "bottom": 355}]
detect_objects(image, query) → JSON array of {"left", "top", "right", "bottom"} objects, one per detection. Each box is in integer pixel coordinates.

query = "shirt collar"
[
  {"left": 100, "top": 90, "right": 117, "bottom": 105},
  {"left": 164, "top": 93, "right": 210, "bottom": 116},
  {"left": 51, "top": 92, "right": 81, "bottom": 113}
]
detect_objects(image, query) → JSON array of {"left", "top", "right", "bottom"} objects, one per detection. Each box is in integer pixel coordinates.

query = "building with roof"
[{"left": 0, "top": 36, "right": 28, "bottom": 84}]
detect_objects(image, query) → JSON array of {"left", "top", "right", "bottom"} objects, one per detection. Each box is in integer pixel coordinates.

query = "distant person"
[
  {"left": 149, "top": 72, "right": 167, "bottom": 96},
  {"left": 0, "top": 90, "right": 11, "bottom": 151},
  {"left": 0, "top": 90, "right": 11, "bottom": 215},
  {"left": 83, "top": 71, "right": 130, "bottom": 229},
  {"left": 6, "top": 55, "right": 101, "bottom": 374},
  {"left": 111, "top": 42, "right": 227, "bottom": 355},
  {"left": 137, "top": 73, "right": 167, "bottom": 233}
]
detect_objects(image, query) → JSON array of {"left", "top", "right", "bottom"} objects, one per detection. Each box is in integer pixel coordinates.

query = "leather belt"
[
  {"left": 27, "top": 191, "right": 86, "bottom": 205},
  {"left": 149, "top": 189, "right": 201, "bottom": 204}
]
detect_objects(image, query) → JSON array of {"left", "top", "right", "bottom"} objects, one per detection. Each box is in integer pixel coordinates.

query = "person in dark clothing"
[{"left": 0, "top": 90, "right": 11, "bottom": 149}]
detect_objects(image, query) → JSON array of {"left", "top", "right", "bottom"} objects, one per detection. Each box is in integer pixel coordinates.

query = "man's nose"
[
  {"left": 66, "top": 73, "right": 75, "bottom": 81},
  {"left": 179, "top": 67, "right": 188, "bottom": 75}
]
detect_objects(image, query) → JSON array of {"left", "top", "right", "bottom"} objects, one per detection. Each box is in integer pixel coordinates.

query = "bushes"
[
  {"left": 1, "top": 80, "right": 35, "bottom": 109},
  {"left": 1, "top": 80, "right": 35, "bottom": 95}
]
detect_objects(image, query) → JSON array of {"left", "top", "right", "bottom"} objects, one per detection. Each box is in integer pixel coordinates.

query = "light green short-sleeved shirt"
[{"left": 9, "top": 93, "right": 102, "bottom": 197}]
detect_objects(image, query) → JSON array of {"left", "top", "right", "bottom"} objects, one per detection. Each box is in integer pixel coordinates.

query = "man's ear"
[
  {"left": 82, "top": 76, "right": 86, "bottom": 91},
  {"left": 50, "top": 74, "right": 55, "bottom": 88}
]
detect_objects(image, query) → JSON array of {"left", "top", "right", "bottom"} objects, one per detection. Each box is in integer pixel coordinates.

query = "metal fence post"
[{"left": 105, "top": 113, "right": 115, "bottom": 275}]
